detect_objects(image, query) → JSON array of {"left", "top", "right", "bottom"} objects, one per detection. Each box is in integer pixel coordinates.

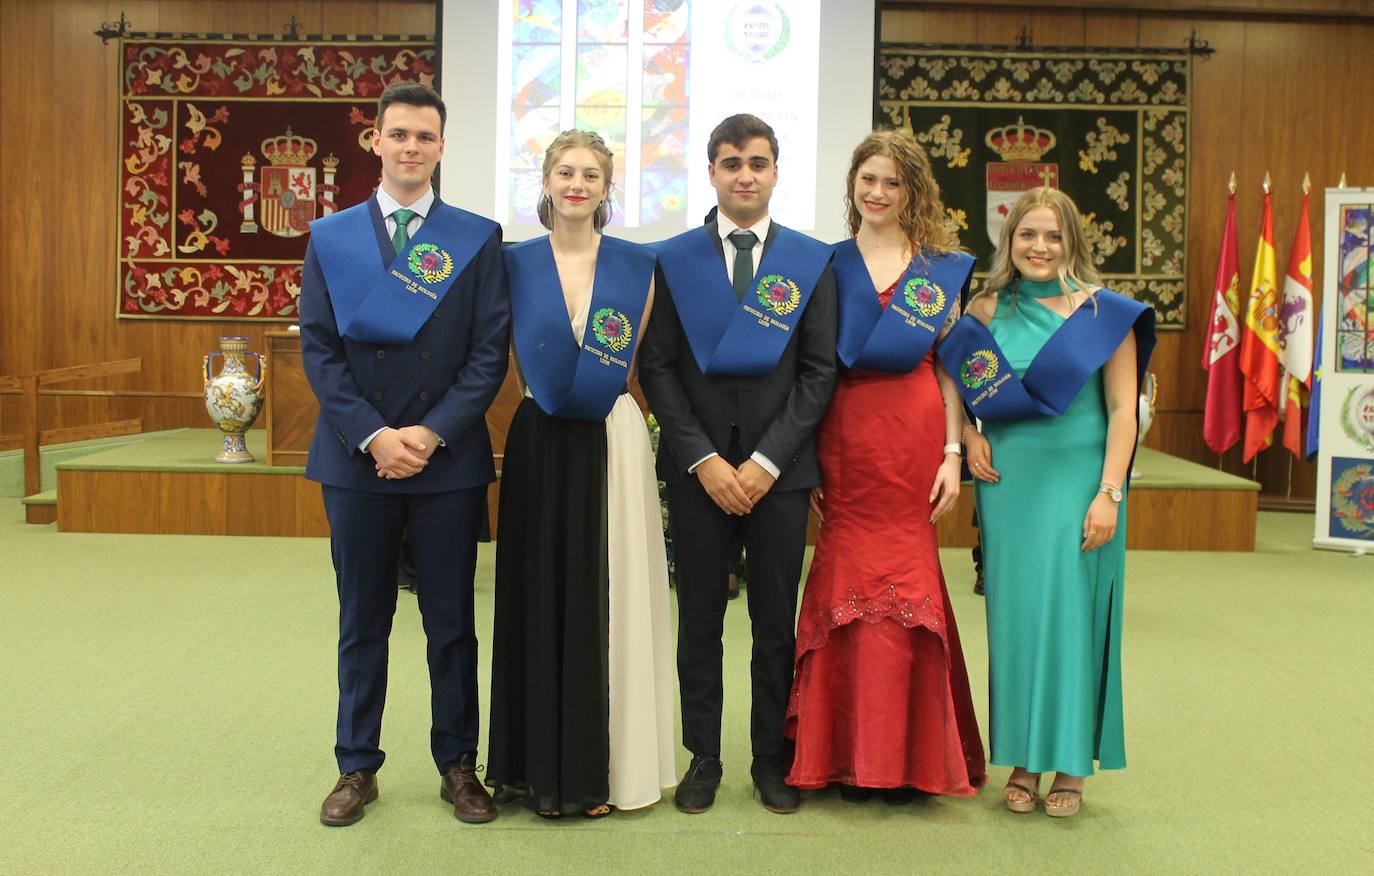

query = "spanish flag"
[
  {"left": 1278, "top": 190, "right": 1314, "bottom": 459},
  {"left": 1238, "top": 189, "right": 1281, "bottom": 462}
]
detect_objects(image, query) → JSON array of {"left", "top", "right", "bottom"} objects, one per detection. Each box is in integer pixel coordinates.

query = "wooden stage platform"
[{"left": 43, "top": 429, "right": 1260, "bottom": 551}]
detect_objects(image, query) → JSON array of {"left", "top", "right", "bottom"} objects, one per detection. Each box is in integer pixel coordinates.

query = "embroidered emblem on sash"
[
  {"left": 904, "top": 277, "right": 947, "bottom": 318},
  {"left": 756, "top": 273, "right": 802, "bottom": 316},
  {"left": 408, "top": 243, "right": 454, "bottom": 284},
  {"left": 592, "top": 307, "right": 633, "bottom": 354},
  {"left": 960, "top": 350, "right": 1000, "bottom": 389}
]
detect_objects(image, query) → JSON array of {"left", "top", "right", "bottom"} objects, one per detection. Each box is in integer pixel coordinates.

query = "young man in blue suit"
[{"left": 300, "top": 82, "right": 509, "bottom": 827}]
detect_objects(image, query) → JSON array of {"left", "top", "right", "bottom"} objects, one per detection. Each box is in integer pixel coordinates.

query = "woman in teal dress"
[{"left": 958, "top": 187, "right": 1151, "bottom": 818}]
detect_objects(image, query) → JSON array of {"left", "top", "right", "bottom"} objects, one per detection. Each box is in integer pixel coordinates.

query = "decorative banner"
[
  {"left": 877, "top": 47, "right": 1191, "bottom": 330},
  {"left": 1313, "top": 189, "right": 1374, "bottom": 551},
  {"left": 117, "top": 36, "right": 435, "bottom": 321}
]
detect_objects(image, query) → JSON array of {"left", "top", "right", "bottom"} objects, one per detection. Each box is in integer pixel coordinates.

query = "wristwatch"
[{"left": 1098, "top": 482, "right": 1123, "bottom": 503}]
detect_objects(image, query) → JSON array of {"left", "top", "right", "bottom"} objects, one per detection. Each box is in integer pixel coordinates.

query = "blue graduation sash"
[
  {"left": 831, "top": 240, "right": 973, "bottom": 372},
  {"left": 312, "top": 200, "right": 497, "bottom": 344},
  {"left": 656, "top": 225, "right": 833, "bottom": 376},
  {"left": 936, "top": 289, "right": 1156, "bottom": 421},
  {"left": 507, "top": 234, "right": 655, "bottom": 422}
]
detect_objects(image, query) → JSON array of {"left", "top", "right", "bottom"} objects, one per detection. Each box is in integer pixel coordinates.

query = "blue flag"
[{"left": 1306, "top": 309, "right": 1323, "bottom": 461}]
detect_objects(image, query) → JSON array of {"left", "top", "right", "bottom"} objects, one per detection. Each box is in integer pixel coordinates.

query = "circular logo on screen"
[
  {"left": 592, "top": 307, "right": 633, "bottom": 354},
  {"left": 960, "top": 350, "right": 999, "bottom": 390},
  {"left": 725, "top": 2, "right": 791, "bottom": 63},
  {"left": 903, "top": 277, "right": 947, "bottom": 318}
]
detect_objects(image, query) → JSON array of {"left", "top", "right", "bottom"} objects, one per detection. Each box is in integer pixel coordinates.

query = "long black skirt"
[{"left": 486, "top": 397, "right": 610, "bottom": 813}]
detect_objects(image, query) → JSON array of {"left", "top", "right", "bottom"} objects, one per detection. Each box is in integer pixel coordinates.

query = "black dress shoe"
[
  {"left": 751, "top": 758, "right": 800, "bottom": 814},
  {"left": 880, "top": 787, "right": 922, "bottom": 805},
  {"left": 973, "top": 571, "right": 985, "bottom": 596},
  {"left": 838, "top": 784, "right": 874, "bottom": 803},
  {"left": 674, "top": 755, "right": 723, "bottom": 813}
]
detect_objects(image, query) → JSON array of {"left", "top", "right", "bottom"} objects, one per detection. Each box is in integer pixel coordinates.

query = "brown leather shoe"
[
  {"left": 320, "top": 770, "right": 377, "bottom": 826},
  {"left": 440, "top": 754, "right": 496, "bottom": 824}
]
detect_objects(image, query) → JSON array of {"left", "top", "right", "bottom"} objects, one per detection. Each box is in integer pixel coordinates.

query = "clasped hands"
[
  {"left": 370, "top": 425, "right": 440, "bottom": 479},
  {"left": 696, "top": 456, "right": 774, "bottom": 515}
]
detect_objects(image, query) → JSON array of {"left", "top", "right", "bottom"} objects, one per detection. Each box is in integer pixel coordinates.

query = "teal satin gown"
[{"left": 974, "top": 278, "right": 1127, "bottom": 776}]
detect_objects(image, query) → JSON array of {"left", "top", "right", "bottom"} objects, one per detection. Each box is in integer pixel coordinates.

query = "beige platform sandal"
[
  {"left": 1044, "top": 787, "right": 1082, "bottom": 818},
  {"left": 1003, "top": 774, "right": 1040, "bottom": 813}
]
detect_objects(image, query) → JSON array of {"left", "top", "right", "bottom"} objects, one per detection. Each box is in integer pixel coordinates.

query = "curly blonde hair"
[
  {"left": 538, "top": 129, "right": 615, "bottom": 230},
  {"left": 844, "top": 129, "right": 957, "bottom": 255},
  {"left": 972, "top": 186, "right": 1102, "bottom": 314}
]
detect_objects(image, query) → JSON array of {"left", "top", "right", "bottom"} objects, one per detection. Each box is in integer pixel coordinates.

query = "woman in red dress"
[{"left": 785, "top": 130, "right": 986, "bottom": 801}]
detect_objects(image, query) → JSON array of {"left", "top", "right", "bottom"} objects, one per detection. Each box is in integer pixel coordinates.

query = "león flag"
[{"left": 1201, "top": 191, "right": 1243, "bottom": 454}]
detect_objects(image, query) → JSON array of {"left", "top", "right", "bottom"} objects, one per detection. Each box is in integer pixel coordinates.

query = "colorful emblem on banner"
[
  {"left": 756, "top": 273, "right": 802, "bottom": 316},
  {"left": 725, "top": 1, "right": 791, "bottom": 62},
  {"left": 408, "top": 243, "right": 454, "bottom": 284},
  {"left": 1330, "top": 458, "right": 1374, "bottom": 540},
  {"left": 984, "top": 118, "right": 1059, "bottom": 246},
  {"left": 960, "top": 350, "right": 1000, "bottom": 389},
  {"left": 592, "top": 307, "right": 633, "bottom": 354},
  {"left": 239, "top": 128, "right": 340, "bottom": 238},
  {"left": 1340, "top": 385, "right": 1374, "bottom": 453},
  {"left": 903, "top": 277, "right": 947, "bottom": 318}
]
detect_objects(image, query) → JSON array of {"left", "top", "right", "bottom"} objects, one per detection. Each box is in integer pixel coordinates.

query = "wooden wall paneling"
[
  {"left": 1023, "top": 8, "right": 1089, "bottom": 44},
  {"left": 1082, "top": 9, "right": 1141, "bottom": 45},
  {"left": 879, "top": 6, "right": 974, "bottom": 43},
  {"left": 1, "top": 0, "right": 51, "bottom": 378},
  {"left": 1134, "top": 13, "right": 1215, "bottom": 477},
  {"left": 381, "top": 0, "right": 435, "bottom": 35},
  {"left": 973, "top": 5, "right": 1037, "bottom": 43}
]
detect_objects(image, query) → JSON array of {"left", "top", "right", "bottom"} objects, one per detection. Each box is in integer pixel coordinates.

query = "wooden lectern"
[{"left": 264, "top": 331, "right": 317, "bottom": 466}]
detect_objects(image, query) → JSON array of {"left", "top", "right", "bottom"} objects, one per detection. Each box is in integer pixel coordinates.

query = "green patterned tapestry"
[{"left": 878, "top": 47, "right": 1191, "bottom": 329}]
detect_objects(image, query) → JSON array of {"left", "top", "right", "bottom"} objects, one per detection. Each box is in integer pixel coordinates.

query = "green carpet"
[
  {"left": 52, "top": 428, "right": 296, "bottom": 476},
  {"left": 2, "top": 503, "right": 1368, "bottom": 873}
]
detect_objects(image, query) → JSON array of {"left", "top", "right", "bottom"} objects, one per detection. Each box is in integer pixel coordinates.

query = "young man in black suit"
[{"left": 639, "top": 114, "right": 838, "bottom": 814}]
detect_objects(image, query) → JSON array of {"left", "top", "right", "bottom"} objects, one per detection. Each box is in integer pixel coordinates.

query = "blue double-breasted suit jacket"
[{"left": 299, "top": 195, "right": 510, "bottom": 493}]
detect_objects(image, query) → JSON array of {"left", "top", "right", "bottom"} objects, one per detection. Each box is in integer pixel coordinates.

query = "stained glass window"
[
  {"left": 1337, "top": 205, "right": 1373, "bottom": 373},
  {"left": 499, "top": 0, "right": 690, "bottom": 227}
]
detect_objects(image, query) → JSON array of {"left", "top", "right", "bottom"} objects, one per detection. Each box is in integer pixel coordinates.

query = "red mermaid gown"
[{"left": 785, "top": 282, "right": 987, "bottom": 795}]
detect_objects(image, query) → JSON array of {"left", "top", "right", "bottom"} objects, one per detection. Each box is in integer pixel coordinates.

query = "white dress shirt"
[{"left": 360, "top": 187, "right": 437, "bottom": 453}]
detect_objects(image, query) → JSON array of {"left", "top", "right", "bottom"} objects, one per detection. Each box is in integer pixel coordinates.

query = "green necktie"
[
  {"left": 391, "top": 208, "right": 417, "bottom": 254},
  {"left": 728, "top": 229, "right": 759, "bottom": 301}
]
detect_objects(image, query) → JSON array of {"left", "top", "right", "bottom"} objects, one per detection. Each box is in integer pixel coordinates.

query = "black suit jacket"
[{"left": 639, "top": 220, "right": 838, "bottom": 493}]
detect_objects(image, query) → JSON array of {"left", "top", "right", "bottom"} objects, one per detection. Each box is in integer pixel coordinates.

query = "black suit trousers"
[{"left": 668, "top": 481, "right": 809, "bottom": 761}]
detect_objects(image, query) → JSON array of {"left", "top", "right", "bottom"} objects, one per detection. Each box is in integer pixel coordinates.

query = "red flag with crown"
[{"left": 1202, "top": 188, "right": 1243, "bottom": 454}]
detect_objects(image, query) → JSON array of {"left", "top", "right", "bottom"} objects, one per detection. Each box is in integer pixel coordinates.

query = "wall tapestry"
[
  {"left": 117, "top": 35, "right": 434, "bottom": 321},
  {"left": 877, "top": 46, "right": 1191, "bottom": 330}
]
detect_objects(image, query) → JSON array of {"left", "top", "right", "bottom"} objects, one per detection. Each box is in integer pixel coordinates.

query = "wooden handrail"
[{"left": 0, "top": 357, "right": 145, "bottom": 498}]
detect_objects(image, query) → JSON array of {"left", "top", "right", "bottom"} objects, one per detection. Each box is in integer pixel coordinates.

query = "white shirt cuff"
[
  {"left": 359, "top": 427, "right": 387, "bottom": 453},
  {"left": 750, "top": 451, "right": 780, "bottom": 479},
  {"left": 687, "top": 452, "right": 718, "bottom": 474}
]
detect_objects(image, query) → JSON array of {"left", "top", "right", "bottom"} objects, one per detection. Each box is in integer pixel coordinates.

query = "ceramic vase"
[{"left": 203, "top": 336, "right": 267, "bottom": 463}]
